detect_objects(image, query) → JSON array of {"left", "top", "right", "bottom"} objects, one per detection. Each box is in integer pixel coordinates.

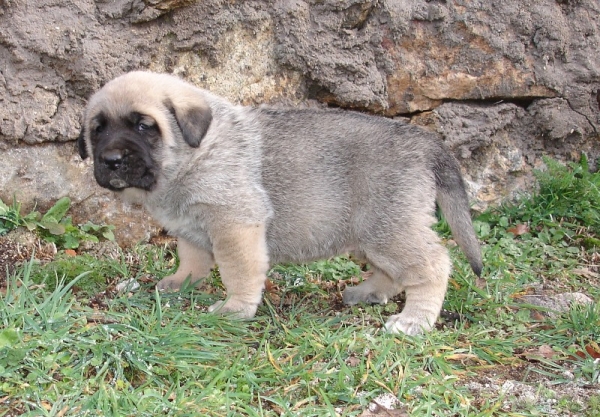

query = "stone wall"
[{"left": 1, "top": 0, "right": 599, "bottom": 244}]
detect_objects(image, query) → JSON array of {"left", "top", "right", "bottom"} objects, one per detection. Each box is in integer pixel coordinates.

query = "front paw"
[
  {"left": 384, "top": 312, "right": 435, "bottom": 335},
  {"left": 208, "top": 298, "right": 259, "bottom": 319},
  {"left": 156, "top": 274, "right": 186, "bottom": 291}
]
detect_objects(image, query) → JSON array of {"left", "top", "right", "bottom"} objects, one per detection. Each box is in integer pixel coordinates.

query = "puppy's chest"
[{"left": 149, "top": 204, "right": 211, "bottom": 247}]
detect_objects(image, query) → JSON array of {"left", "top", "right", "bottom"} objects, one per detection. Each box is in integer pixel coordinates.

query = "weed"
[
  {"left": 0, "top": 198, "right": 26, "bottom": 236},
  {"left": 587, "top": 394, "right": 600, "bottom": 417},
  {"left": 0, "top": 196, "right": 115, "bottom": 249},
  {"left": 481, "top": 154, "right": 600, "bottom": 234}
]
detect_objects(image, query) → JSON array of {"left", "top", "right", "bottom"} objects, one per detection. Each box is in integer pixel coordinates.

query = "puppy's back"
[{"left": 256, "top": 107, "right": 442, "bottom": 262}]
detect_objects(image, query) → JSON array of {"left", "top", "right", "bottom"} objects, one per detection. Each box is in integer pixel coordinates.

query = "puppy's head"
[{"left": 79, "top": 71, "right": 213, "bottom": 192}]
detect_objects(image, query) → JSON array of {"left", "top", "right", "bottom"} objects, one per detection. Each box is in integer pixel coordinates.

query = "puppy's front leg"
[
  {"left": 157, "top": 238, "right": 214, "bottom": 291},
  {"left": 208, "top": 223, "right": 269, "bottom": 319}
]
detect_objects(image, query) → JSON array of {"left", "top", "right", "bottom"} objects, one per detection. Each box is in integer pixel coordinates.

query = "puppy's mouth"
[
  {"left": 94, "top": 153, "right": 158, "bottom": 192},
  {"left": 109, "top": 178, "right": 129, "bottom": 189}
]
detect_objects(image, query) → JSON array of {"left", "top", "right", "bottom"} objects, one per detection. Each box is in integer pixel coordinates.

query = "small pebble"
[{"left": 116, "top": 278, "right": 140, "bottom": 293}]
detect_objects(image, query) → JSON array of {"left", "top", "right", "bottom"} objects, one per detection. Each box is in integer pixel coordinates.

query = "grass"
[{"left": 1, "top": 155, "right": 599, "bottom": 416}]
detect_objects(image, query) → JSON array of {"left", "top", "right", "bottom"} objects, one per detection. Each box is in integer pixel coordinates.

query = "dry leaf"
[
  {"left": 529, "top": 310, "right": 546, "bottom": 321},
  {"left": 537, "top": 344, "right": 557, "bottom": 359},
  {"left": 346, "top": 355, "right": 361, "bottom": 367},
  {"left": 64, "top": 249, "right": 77, "bottom": 257},
  {"left": 585, "top": 342, "right": 600, "bottom": 359},
  {"left": 521, "top": 344, "right": 557, "bottom": 361},
  {"left": 267, "top": 293, "right": 281, "bottom": 305},
  {"left": 444, "top": 353, "right": 482, "bottom": 362},
  {"left": 138, "top": 275, "right": 155, "bottom": 284},
  {"left": 264, "top": 278, "right": 275, "bottom": 293},
  {"left": 57, "top": 406, "right": 70, "bottom": 417},
  {"left": 571, "top": 268, "right": 599, "bottom": 279},
  {"left": 507, "top": 224, "right": 529, "bottom": 236},
  {"left": 448, "top": 279, "right": 461, "bottom": 290}
]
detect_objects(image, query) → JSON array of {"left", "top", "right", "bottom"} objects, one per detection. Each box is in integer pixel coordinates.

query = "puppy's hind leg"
[
  {"left": 342, "top": 266, "right": 402, "bottom": 306},
  {"left": 344, "top": 225, "right": 451, "bottom": 335},
  {"left": 208, "top": 222, "right": 270, "bottom": 319},
  {"left": 157, "top": 238, "right": 214, "bottom": 291},
  {"left": 382, "top": 230, "right": 451, "bottom": 335}
]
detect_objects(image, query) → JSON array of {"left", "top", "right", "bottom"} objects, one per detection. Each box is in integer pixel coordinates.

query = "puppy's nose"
[{"left": 101, "top": 149, "right": 124, "bottom": 170}]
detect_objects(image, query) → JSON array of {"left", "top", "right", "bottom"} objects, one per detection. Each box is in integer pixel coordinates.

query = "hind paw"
[{"left": 342, "top": 286, "right": 389, "bottom": 305}]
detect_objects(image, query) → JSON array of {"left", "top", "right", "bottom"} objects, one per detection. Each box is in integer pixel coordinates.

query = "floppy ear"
[
  {"left": 168, "top": 102, "right": 213, "bottom": 148},
  {"left": 77, "top": 126, "right": 89, "bottom": 159}
]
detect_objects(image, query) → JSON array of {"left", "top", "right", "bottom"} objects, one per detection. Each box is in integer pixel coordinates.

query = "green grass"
[
  {"left": 27, "top": 254, "right": 126, "bottom": 295},
  {"left": 1, "top": 156, "right": 599, "bottom": 416}
]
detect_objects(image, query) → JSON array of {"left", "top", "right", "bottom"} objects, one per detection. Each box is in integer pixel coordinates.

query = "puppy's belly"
[
  {"left": 266, "top": 229, "right": 355, "bottom": 264},
  {"left": 268, "top": 244, "right": 351, "bottom": 264}
]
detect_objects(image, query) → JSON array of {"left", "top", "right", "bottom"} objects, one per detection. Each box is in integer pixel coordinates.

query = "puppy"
[{"left": 78, "top": 71, "right": 482, "bottom": 335}]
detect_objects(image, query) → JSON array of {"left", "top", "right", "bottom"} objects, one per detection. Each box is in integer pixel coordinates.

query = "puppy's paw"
[
  {"left": 383, "top": 313, "right": 435, "bottom": 336},
  {"left": 157, "top": 275, "right": 185, "bottom": 291},
  {"left": 342, "top": 286, "right": 389, "bottom": 305},
  {"left": 156, "top": 273, "right": 202, "bottom": 291},
  {"left": 208, "top": 298, "right": 259, "bottom": 319}
]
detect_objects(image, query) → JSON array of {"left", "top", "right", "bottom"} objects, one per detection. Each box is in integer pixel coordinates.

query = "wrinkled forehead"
[{"left": 86, "top": 77, "right": 165, "bottom": 122}]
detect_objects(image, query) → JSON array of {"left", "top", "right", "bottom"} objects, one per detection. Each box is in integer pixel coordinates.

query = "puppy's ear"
[
  {"left": 168, "top": 102, "right": 213, "bottom": 148},
  {"left": 78, "top": 126, "right": 89, "bottom": 159}
]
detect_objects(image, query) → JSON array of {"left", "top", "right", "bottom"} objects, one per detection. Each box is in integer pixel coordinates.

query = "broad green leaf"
[
  {"left": 0, "top": 199, "right": 9, "bottom": 216},
  {"left": 23, "top": 211, "right": 41, "bottom": 222},
  {"left": 81, "top": 222, "right": 100, "bottom": 232},
  {"left": 41, "top": 220, "right": 66, "bottom": 235},
  {"left": 63, "top": 234, "right": 81, "bottom": 249},
  {"left": 42, "top": 197, "right": 71, "bottom": 223},
  {"left": 0, "top": 348, "right": 27, "bottom": 367},
  {"left": 22, "top": 219, "right": 38, "bottom": 231},
  {"left": 0, "top": 328, "right": 19, "bottom": 348},
  {"left": 102, "top": 229, "right": 115, "bottom": 241}
]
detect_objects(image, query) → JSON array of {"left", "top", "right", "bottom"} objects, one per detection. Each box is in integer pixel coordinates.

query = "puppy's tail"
[{"left": 433, "top": 151, "right": 483, "bottom": 277}]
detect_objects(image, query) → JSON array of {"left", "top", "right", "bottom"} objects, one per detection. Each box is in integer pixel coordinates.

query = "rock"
[
  {"left": 500, "top": 380, "right": 538, "bottom": 406},
  {"left": 517, "top": 292, "right": 594, "bottom": 317},
  {"left": 368, "top": 393, "right": 400, "bottom": 411},
  {"left": 115, "top": 278, "right": 140, "bottom": 293},
  {"left": 1, "top": 0, "right": 599, "bottom": 244}
]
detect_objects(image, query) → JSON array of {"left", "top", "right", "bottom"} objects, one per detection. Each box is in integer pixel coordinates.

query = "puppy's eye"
[
  {"left": 95, "top": 124, "right": 105, "bottom": 134},
  {"left": 137, "top": 121, "right": 156, "bottom": 133}
]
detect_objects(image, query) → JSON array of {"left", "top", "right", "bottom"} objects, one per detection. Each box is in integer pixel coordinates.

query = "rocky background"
[{"left": 1, "top": 0, "right": 599, "bottom": 245}]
